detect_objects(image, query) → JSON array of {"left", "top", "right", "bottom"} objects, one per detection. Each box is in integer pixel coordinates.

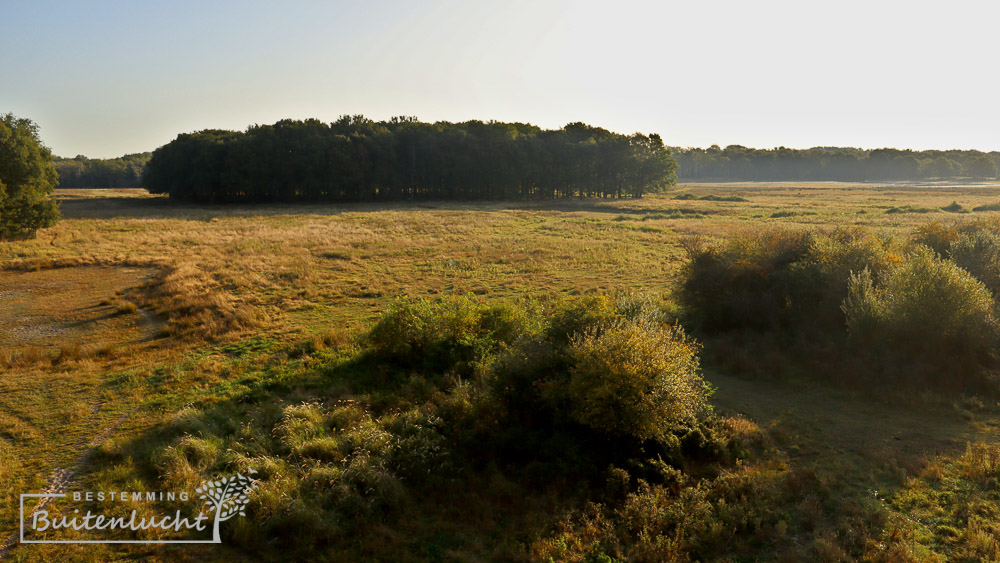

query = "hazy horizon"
[{"left": 6, "top": 0, "right": 1000, "bottom": 158}]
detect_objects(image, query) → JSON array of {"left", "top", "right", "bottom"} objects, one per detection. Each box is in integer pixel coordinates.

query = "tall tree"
[
  {"left": 0, "top": 113, "right": 60, "bottom": 240},
  {"left": 965, "top": 156, "right": 999, "bottom": 179}
]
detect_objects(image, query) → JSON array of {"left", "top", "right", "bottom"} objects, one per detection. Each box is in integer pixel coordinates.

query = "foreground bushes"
[
  {"left": 369, "top": 293, "right": 712, "bottom": 446},
  {"left": 108, "top": 293, "right": 723, "bottom": 559},
  {"left": 679, "top": 222, "right": 1000, "bottom": 393}
]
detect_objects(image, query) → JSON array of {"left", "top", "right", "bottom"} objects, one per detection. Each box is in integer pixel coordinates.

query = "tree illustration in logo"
[{"left": 195, "top": 469, "right": 259, "bottom": 543}]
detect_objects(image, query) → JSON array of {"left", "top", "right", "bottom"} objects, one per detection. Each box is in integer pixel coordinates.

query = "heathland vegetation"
[
  {"left": 5, "top": 183, "right": 1000, "bottom": 560},
  {"left": 142, "top": 117, "right": 677, "bottom": 203}
]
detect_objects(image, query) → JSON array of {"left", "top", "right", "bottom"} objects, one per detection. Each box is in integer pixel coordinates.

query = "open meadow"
[{"left": 5, "top": 183, "right": 1000, "bottom": 560}]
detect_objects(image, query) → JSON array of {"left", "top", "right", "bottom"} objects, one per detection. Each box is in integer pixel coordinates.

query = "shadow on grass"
[{"left": 57, "top": 191, "right": 716, "bottom": 222}]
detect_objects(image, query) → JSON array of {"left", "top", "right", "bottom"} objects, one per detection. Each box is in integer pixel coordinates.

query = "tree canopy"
[
  {"left": 53, "top": 152, "right": 150, "bottom": 188},
  {"left": 143, "top": 117, "right": 677, "bottom": 203},
  {"left": 0, "top": 113, "right": 60, "bottom": 240},
  {"left": 672, "top": 145, "right": 1000, "bottom": 181}
]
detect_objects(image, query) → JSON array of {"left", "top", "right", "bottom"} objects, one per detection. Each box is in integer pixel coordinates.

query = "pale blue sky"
[{"left": 4, "top": 0, "right": 1000, "bottom": 157}]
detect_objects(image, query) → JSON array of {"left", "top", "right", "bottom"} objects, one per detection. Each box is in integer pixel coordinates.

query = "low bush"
[
  {"left": 912, "top": 220, "right": 957, "bottom": 257},
  {"left": 365, "top": 295, "right": 543, "bottom": 376},
  {"left": 950, "top": 227, "right": 1000, "bottom": 294},
  {"left": 474, "top": 293, "right": 716, "bottom": 477},
  {"left": 678, "top": 228, "right": 817, "bottom": 331},
  {"left": 681, "top": 223, "right": 1000, "bottom": 394},
  {"left": 678, "top": 226, "right": 895, "bottom": 333},
  {"left": 844, "top": 247, "right": 999, "bottom": 391},
  {"left": 561, "top": 321, "right": 707, "bottom": 441}
]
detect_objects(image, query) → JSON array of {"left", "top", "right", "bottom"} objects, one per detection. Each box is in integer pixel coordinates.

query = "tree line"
[
  {"left": 672, "top": 145, "right": 1000, "bottom": 181},
  {"left": 53, "top": 153, "right": 150, "bottom": 188},
  {"left": 142, "top": 117, "right": 678, "bottom": 203}
]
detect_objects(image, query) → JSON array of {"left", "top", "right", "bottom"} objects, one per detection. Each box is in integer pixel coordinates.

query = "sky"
[{"left": 4, "top": 0, "right": 1000, "bottom": 158}]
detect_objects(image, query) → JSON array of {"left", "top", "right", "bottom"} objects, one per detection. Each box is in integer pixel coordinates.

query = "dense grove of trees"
[
  {"left": 53, "top": 153, "right": 150, "bottom": 188},
  {"left": 143, "top": 117, "right": 677, "bottom": 203},
  {"left": 0, "top": 113, "right": 60, "bottom": 240},
  {"left": 672, "top": 145, "right": 1000, "bottom": 181}
]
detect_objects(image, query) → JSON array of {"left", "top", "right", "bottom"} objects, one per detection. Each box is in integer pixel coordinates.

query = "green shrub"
[
  {"left": 383, "top": 409, "right": 452, "bottom": 483},
  {"left": 365, "top": 296, "right": 542, "bottom": 376},
  {"left": 844, "top": 248, "right": 999, "bottom": 389},
  {"left": 546, "top": 292, "right": 670, "bottom": 345},
  {"left": 911, "top": 221, "right": 957, "bottom": 257},
  {"left": 480, "top": 293, "right": 713, "bottom": 460},
  {"left": 951, "top": 228, "right": 1000, "bottom": 294},
  {"left": 679, "top": 227, "right": 894, "bottom": 333},
  {"left": 365, "top": 297, "right": 440, "bottom": 358},
  {"left": 812, "top": 227, "right": 897, "bottom": 288},
  {"left": 545, "top": 294, "right": 618, "bottom": 345},
  {"left": 560, "top": 321, "right": 708, "bottom": 441},
  {"left": 679, "top": 227, "right": 816, "bottom": 331}
]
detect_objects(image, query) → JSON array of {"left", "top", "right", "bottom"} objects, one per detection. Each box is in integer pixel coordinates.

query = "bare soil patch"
[{"left": 0, "top": 266, "right": 160, "bottom": 348}]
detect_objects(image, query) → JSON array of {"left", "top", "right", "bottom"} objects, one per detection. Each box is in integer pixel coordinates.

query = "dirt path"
[{"left": 0, "top": 411, "right": 132, "bottom": 559}]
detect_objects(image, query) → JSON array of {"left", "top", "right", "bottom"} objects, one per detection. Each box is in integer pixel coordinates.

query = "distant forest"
[
  {"left": 53, "top": 153, "right": 150, "bottom": 188},
  {"left": 671, "top": 145, "right": 1000, "bottom": 181},
  {"left": 60, "top": 133, "right": 1000, "bottom": 194},
  {"left": 142, "top": 117, "right": 677, "bottom": 203}
]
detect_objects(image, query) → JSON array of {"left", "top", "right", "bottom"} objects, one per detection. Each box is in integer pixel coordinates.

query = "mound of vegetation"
[
  {"left": 143, "top": 118, "right": 677, "bottom": 203},
  {"left": 679, "top": 223, "right": 1000, "bottom": 393},
  {"left": 972, "top": 202, "right": 1000, "bottom": 212},
  {"left": 679, "top": 227, "right": 895, "bottom": 334},
  {"left": 673, "top": 193, "right": 748, "bottom": 202},
  {"left": 844, "top": 248, "right": 999, "bottom": 391},
  {"left": 885, "top": 205, "right": 936, "bottom": 214},
  {"left": 942, "top": 201, "right": 968, "bottom": 213}
]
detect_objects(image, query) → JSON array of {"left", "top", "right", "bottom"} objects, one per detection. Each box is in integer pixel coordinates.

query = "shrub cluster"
[
  {"left": 368, "top": 293, "right": 712, "bottom": 447},
  {"left": 111, "top": 294, "right": 720, "bottom": 559},
  {"left": 678, "top": 226, "right": 894, "bottom": 333},
  {"left": 679, "top": 223, "right": 1000, "bottom": 393},
  {"left": 845, "top": 248, "right": 998, "bottom": 380}
]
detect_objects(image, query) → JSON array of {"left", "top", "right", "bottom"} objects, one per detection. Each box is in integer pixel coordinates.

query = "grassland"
[{"left": 4, "top": 183, "right": 1000, "bottom": 560}]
